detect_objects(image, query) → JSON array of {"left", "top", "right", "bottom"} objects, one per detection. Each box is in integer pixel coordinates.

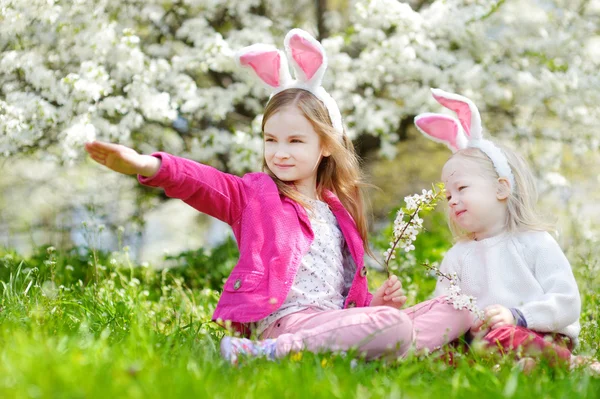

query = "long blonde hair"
[
  {"left": 447, "top": 145, "right": 553, "bottom": 240},
  {"left": 261, "top": 89, "right": 371, "bottom": 251}
]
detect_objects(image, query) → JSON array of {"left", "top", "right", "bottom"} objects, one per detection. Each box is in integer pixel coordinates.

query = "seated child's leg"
[
  {"left": 261, "top": 306, "right": 413, "bottom": 360},
  {"left": 483, "top": 325, "right": 572, "bottom": 363},
  {"left": 402, "top": 296, "right": 473, "bottom": 352}
]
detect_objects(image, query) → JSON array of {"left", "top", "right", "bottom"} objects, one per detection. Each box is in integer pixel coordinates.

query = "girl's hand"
[
  {"left": 84, "top": 141, "right": 160, "bottom": 177},
  {"left": 370, "top": 275, "right": 407, "bottom": 309},
  {"left": 469, "top": 317, "right": 487, "bottom": 335},
  {"left": 471, "top": 304, "right": 514, "bottom": 335}
]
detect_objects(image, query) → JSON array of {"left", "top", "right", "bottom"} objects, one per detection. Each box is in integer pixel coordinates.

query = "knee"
[
  {"left": 371, "top": 306, "right": 410, "bottom": 324},
  {"left": 370, "top": 307, "right": 413, "bottom": 345},
  {"left": 434, "top": 297, "right": 474, "bottom": 330}
]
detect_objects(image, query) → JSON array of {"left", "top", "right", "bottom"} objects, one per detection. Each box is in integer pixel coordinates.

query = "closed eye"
[
  {"left": 265, "top": 138, "right": 275, "bottom": 142},
  {"left": 458, "top": 186, "right": 467, "bottom": 191},
  {"left": 290, "top": 139, "right": 303, "bottom": 143},
  {"left": 446, "top": 195, "right": 452, "bottom": 201}
]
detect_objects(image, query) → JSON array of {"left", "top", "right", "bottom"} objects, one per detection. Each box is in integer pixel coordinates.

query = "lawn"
[{"left": 0, "top": 242, "right": 598, "bottom": 399}]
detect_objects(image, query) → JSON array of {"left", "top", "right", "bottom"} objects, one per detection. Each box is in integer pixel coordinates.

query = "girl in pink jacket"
[{"left": 85, "top": 29, "right": 472, "bottom": 364}]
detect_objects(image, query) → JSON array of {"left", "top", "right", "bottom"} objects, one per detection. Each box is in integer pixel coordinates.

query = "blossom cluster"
[
  {"left": 1, "top": 0, "right": 599, "bottom": 168},
  {"left": 2, "top": 0, "right": 599, "bottom": 256},
  {"left": 424, "top": 263, "right": 485, "bottom": 320},
  {"left": 383, "top": 185, "right": 444, "bottom": 275}
]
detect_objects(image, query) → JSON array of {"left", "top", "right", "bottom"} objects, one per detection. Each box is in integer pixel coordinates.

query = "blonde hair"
[
  {"left": 446, "top": 145, "right": 554, "bottom": 240},
  {"left": 261, "top": 89, "right": 372, "bottom": 252}
]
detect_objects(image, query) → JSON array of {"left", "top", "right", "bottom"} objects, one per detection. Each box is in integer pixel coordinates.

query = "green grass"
[{"left": 0, "top": 245, "right": 599, "bottom": 399}]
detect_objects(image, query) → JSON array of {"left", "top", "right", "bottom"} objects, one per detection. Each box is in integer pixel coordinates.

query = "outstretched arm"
[{"left": 84, "top": 141, "right": 247, "bottom": 225}]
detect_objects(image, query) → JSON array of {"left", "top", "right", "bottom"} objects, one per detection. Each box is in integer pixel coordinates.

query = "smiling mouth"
[
  {"left": 455, "top": 210, "right": 466, "bottom": 217},
  {"left": 275, "top": 164, "right": 294, "bottom": 169}
]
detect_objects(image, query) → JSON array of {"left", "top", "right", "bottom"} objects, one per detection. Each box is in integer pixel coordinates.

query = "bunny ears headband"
[
  {"left": 235, "top": 29, "right": 344, "bottom": 140},
  {"left": 415, "top": 89, "right": 515, "bottom": 191}
]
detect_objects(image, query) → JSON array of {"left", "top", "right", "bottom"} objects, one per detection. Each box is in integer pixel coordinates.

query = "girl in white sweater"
[{"left": 415, "top": 88, "right": 587, "bottom": 370}]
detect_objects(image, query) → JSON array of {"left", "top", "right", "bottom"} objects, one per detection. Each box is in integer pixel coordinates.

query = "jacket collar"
[{"left": 322, "top": 190, "right": 365, "bottom": 268}]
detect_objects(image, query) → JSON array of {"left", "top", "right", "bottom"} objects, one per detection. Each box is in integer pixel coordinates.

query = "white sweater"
[{"left": 433, "top": 231, "right": 581, "bottom": 342}]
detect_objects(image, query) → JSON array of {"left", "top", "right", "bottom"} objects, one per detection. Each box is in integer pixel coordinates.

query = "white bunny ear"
[
  {"left": 414, "top": 113, "right": 468, "bottom": 152},
  {"left": 236, "top": 44, "right": 292, "bottom": 90},
  {"left": 431, "top": 88, "right": 482, "bottom": 140},
  {"left": 284, "top": 29, "right": 327, "bottom": 89}
]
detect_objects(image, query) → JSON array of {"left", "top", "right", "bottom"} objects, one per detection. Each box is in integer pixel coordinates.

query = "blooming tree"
[
  {"left": 2, "top": 0, "right": 599, "bottom": 256},
  {"left": 0, "top": 0, "right": 318, "bottom": 171},
  {"left": 2, "top": 0, "right": 599, "bottom": 170}
]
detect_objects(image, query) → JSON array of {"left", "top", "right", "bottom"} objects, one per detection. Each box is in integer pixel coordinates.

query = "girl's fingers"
[
  {"left": 385, "top": 276, "right": 401, "bottom": 294},
  {"left": 392, "top": 295, "right": 407, "bottom": 303},
  {"left": 85, "top": 143, "right": 109, "bottom": 158},
  {"left": 471, "top": 319, "right": 484, "bottom": 331},
  {"left": 484, "top": 306, "right": 499, "bottom": 319},
  {"left": 389, "top": 285, "right": 404, "bottom": 297},
  {"left": 87, "top": 148, "right": 107, "bottom": 160},
  {"left": 88, "top": 141, "right": 120, "bottom": 151},
  {"left": 384, "top": 289, "right": 405, "bottom": 301},
  {"left": 87, "top": 148, "right": 106, "bottom": 159},
  {"left": 90, "top": 154, "right": 106, "bottom": 165},
  {"left": 85, "top": 141, "right": 107, "bottom": 152},
  {"left": 488, "top": 315, "right": 509, "bottom": 328}
]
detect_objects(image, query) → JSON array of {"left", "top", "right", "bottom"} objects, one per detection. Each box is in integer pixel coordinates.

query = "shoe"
[{"left": 220, "top": 337, "right": 277, "bottom": 365}]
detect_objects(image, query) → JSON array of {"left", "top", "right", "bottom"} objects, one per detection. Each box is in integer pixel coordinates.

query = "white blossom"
[
  {"left": 383, "top": 186, "right": 443, "bottom": 275},
  {"left": 1, "top": 0, "right": 598, "bottom": 167},
  {"left": 425, "top": 264, "right": 485, "bottom": 320}
]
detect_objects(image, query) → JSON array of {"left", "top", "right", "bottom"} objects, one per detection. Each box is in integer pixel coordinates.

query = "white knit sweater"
[{"left": 433, "top": 231, "right": 581, "bottom": 342}]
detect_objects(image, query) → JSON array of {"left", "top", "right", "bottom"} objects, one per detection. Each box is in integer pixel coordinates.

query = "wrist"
[
  {"left": 139, "top": 155, "right": 161, "bottom": 177},
  {"left": 510, "top": 308, "right": 527, "bottom": 328}
]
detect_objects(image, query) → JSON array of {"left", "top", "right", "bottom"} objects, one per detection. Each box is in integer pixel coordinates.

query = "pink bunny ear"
[
  {"left": 236, "top": 44, "right": 291, "bottom": 89},
  {"left": 284, "top": 29, "right": 326, "bottom": 87},
  {"left": 414, "top": 113, "right": 468, "bottom": 152},
  {"left": 431, "top": 88, "right": 482, "bottom": 139}
]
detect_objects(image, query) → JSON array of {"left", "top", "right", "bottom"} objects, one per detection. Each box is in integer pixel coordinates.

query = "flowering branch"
[
  {"left": 423, "top": 262, "right": 484, "bottom": 320},
  {"left": 382, "top": 184, "right": 445, "bottom": 277}
]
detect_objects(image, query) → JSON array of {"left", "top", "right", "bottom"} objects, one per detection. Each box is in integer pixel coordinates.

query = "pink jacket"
[{"left": 139, "top": 152, "right": 373, "bottom": 335}]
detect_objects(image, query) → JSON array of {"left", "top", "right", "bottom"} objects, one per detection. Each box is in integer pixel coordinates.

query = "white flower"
[
  {"left": 427, "top": 264, "right": 484, "bottom": 319},
  {"left": 384, "top": 186, "right": 445, "bottom": 273}
]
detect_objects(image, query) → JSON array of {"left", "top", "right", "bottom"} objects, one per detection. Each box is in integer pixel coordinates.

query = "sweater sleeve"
[
  {"left": 432, "top": 245, "right": 460, "bottom": 298},
  {"left": 517, "top": 232, "right": 581, "bottom": 333},
  {"left": 137, "top": 152, "right": 247, "bottom": 225}
]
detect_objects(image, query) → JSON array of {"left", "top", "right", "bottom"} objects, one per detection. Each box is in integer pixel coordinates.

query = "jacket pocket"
[{"left": 223, "top": 271, "right": 264, "bottom": 293}]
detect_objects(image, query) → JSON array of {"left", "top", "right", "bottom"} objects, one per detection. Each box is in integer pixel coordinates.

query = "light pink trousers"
[{"left": 261, "top": 297, "right": 472, "bottom": 360}]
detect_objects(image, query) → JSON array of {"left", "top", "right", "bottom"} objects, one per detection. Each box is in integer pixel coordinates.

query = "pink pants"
[{"left": 261, "top": 297, "right": 473, "bottom": 360}]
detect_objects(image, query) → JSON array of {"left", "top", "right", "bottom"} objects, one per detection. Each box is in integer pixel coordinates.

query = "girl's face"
[
  {"left": 263, "top": 105, "right": 328, "bottom": 198},
  {"left": 442, "top": 156, "right": 509, "bottom": 240}
]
